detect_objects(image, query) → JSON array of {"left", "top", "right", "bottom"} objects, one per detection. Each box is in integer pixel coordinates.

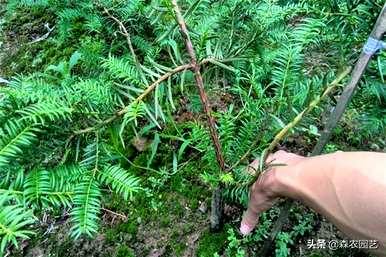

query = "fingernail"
[{"left": 240, "top": 222, "right": 252, "bottom": 235}]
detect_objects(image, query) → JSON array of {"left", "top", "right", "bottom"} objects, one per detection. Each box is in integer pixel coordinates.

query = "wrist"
[{"left": 276, "top": 152, "right": 339, "bottom": 201}]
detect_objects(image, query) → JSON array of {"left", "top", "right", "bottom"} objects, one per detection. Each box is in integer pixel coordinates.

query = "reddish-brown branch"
[{"left": 171, "top": 0, "right": 226, "bottom": 172}]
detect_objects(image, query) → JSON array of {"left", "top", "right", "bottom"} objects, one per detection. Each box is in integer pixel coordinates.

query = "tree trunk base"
[{"left": 210, "top": 186, "right": 223, "bottom": 232}]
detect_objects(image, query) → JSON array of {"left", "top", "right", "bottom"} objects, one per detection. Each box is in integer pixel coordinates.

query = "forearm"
[{"left": 276, "top": 152, "right": 386, "bottom": 254}]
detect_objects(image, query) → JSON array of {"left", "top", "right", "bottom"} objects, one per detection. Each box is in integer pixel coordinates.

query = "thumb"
[
  {"left": 239, "top": 166, "right": 280, "bottom": 235},
  {"left": 240, "top": 207, "right": 260, "bottom": 235}
]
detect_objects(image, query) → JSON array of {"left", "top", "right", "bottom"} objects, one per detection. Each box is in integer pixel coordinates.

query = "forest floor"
[{"left": 0, "top": 3, "right": 383, "bottom": 257}]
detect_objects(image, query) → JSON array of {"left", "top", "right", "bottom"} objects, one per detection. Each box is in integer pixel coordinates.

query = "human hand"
[
  {"left": 240, "top": 150, "right": 304, "bottom": 235},
  {"left": 239, "top": 150, "right": 386, "bottom": 256}
]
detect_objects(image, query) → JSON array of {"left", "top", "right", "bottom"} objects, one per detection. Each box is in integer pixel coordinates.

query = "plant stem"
[
  {"left": 171, "top": 0, "right": 225, "bottom": 171},
  {"left": 73, "top": 58, "right": 224, "bottom": 135},
  {"left": 101, "top": 207, "right": 128, "bottom": 221},
  {"left": 260, "top": 67, "right": 352, "bottom": 164},
  {"left": 102, "top": 7, "right": 148, "bottom": 85},
  {"left": 238, "top": 67, "right": 351, "bottom": 187},
  {"left": 171, "top": 0, "right": 226, "bottom": 231}
]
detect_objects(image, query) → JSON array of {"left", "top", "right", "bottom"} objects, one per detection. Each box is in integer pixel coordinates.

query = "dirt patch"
[
  {"left": 133, "top": 194, "right": 209, "bottom": 257},
  {"left": 9, "top": 193, "right": 210, "bottom": 257}
]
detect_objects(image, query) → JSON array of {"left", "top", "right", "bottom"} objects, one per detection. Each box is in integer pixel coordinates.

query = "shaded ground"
[
  {"left": 13, "top": 193, "right": 210, "bottom": 257},
  {"left": 7, "top": 192, "right": 373, "bottom": 257}
]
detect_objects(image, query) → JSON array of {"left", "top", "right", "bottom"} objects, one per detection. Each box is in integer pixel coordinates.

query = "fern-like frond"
[
  {"left": 70, "top": 176, "right": 101, "bottom": 239},
  {"left": 69, "top": 79, "right": 114, "bottom": 112},
  {"left": 102, "top": 56, "right": 143, "bottom": 87},
  {"left": 271, "top": 45, "right": 303, "bottom": 91},
  {"left": 123, "top": 101, "right": 146, "bottom": 126},
  {"left": 24, "top": 168, "right": 76, "bottom": 208},
  {"left": 218, "top": 106, "right": 236, "bottom": 160},
  {"left": 0, "top": 193, "right": 35, "bottom": 255},
  {"left": 291, "top": 18, "right": 326, "bottom": 46},
  {"left": 0, "top": 121, "right": 39, "bottom": 167},
  {"left": 6, "top": 0, "right": 49, "bottom": 13},
  {"left": 98, "top": 165, "right": 141, "bottom": 201},
  {"left": 114, "top": 0, "right": 144, "bottom": 19},
  {"left": 50, "top": 165, "right": 86, "bottom": 192},
  {"left": 16, "top": 101, "right": 73, "bottom": 125},
  {"left": 24, "top": 169, "right": 50, "bottom": 207},
  {"left": 80, "top": 141, "right": 100, "bottom": 169}
]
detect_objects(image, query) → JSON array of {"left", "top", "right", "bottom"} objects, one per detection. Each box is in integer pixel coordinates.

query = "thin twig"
[
  {"left": 28, "top": 23, "right": 55, "bottom": 44},
  {"left": 102, "top": 7, "right": 149, "bottom": 85},
  {"left": 229, "top": 68, "right": 351, "bottom": 174},
  {"left": 101, "top": 207, "right": 128, "bottom": 221},
  {"left": 103, "top": 7, "right": 138, "bottom": 65},
  {"left": 74, "top": 62, "right": 192, "bottom": 134}
]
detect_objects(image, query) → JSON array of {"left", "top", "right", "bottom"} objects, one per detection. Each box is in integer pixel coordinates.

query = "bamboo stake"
[
  {"left": 312, "top": 4, "right": 386, "bottom": 154},
  {"left": 259, "top": 4, "right": 386, "bottom": 256},
  {"left": 171, "top": 0, "right": 227, "bottom": 231}
]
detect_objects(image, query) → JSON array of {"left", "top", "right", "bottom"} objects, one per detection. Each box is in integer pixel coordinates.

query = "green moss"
[
  {"left": 166, "top": 239, "right": 187, "bottom": 256},
  {"left": 161, "top": 216, "right": 171, "bottom": 227},
  {"left": 190, "top": 199, "right": 199, "bottom": 210},
  {"left": 55, "top": 238, "right": 74, "bottom": 257},
  {"left": 115, "top": 245, "right": 135, "bottom": 257},
  {"left": 117, "top": 221, "right": 137, "bottom": 235},
  {"left": 171, "top": 200, "right": 185, "bottom": 218},
  {"left": 197, "top": 229, "right": 228, "bottom": 257},
  {"left": 171, "top": 228, "right": 180, "bottom": 240},
  {"left": 183, "top": 223, "right": 193, "bottom": 234},
  {"left": 126, "top": 152, "right": 149, "bottom": 177},
  {"left": 104, "top": 228, "right": 118, "bottom": 245}
]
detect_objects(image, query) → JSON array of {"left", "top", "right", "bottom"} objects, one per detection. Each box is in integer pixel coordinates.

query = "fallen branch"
[
  {"left": 101, "top": 207, "right": 128, "bottom": 221},
  {"left": 28, "top": 23, "right": 55, "bottom": 45},
  {"left": 171, "top": 0, "right": 226, "bottom": 231},
  {"left": 0, "top": 77, "right": 10, "bottom": 84}
]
